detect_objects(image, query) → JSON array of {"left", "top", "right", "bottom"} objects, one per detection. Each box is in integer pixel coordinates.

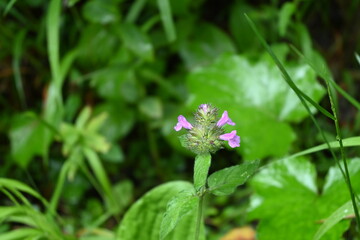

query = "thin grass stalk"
[
  {"left": 244, "top": 14, "right": 346, "bottom": 179},
  {"left": 325, "top": 81, "right": 360, "bottom": 229}
]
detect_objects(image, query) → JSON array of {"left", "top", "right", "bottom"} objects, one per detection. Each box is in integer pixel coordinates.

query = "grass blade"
[
  {"left": 2, "top": 0, "right": 17, "bottom": 16},
  {"left": 313, "top": 200, "right": 358, "bottom": 240},
  {"left": 47, "top": 0, "right": 62, "bottom": 86},
  {"left": 125, "top": 0, "right": 147, "bottom": 23},
  {"left": 290, "top": 136, "right": 360, "bottom": 158},
  {"left": 291, "top": 46, "right": 360, "bottom": 110},
  {"left": 157, "top": 0, "right": 176, "bottom": 42},
  {"left": 355, "top": 53, "right": 360, "bottom": 66},
  {"left": 244, "top": 14, "right": 335, "bottom": 121}
]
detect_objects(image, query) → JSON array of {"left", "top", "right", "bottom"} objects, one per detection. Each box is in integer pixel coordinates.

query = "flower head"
[
  {"left": 174, "top": 104, "right": 240, "bottom": 154},
  {"left": 174, "top": 115, "right": 193, "bottom": 131},
  {"left": 219, "top": 130, "right": 240, "bottom": 148},
  {"left": 217, "top": 111, "right": 235, "bottom": 127}
]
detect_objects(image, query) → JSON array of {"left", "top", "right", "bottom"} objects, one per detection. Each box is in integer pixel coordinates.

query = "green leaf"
[
  {"left": 356, "top": 53, "right": 360, "bottom": 66},
  {"left": 313, "top": 200, "right": 358, "bottom": 240},
  {"left": 94, "top": 102, "right": 135, "bottom": 141},
  {"left": 116, "top": 181, "right": 205, "bottom": 240},
  {"left": 208, "top": 160, "right": 260, "bottom": 196},
  {"left": 290, "top": 136, "right": 360, "bottom": 159},
  {"left": 77, "top": 25, "right": 119, "bottom": 67},
  {"left": 9, "top": 113, "right": 47, "bottom": 168},
  {"left": 179, "top": 23, "right": 236, "bottom": 70},
  {"left": 160, "top": 192, "right": 198, "bottom": 239},
  {"left": 82, "top": 0, "right": 120, "bottom": 24},
  {"left": 0, "top": 228, "right": 42, "bottom": 240},
  {"left": 194, "top": 153, "right": 211, "bottom": 191},
  {"left": 248, "top": 157, "right": 360, "bottom": 239},
  {"left": 0, "top": 178, "right": 44, "bottom": 201},
  {"left": 121, "top": 23, "right": 154, "bottom": 61},
  {"left": 187, "top": 51, "right": 324, "bottom": 159},
  {"left": 139, "top": 97, "right": 163, "bottom": 119},
  {"left": 245, "top": 15, "right": 334, "bottom": 122},
  {"left": 278, "top": 2, "right": 296, "bottom": 36}
]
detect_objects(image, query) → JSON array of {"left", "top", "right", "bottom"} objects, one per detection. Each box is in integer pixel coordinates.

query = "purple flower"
[
  {"left": 199, "top": 104, "right": 209, "bottom": 113},
  {"left": 174, "top": 115, "right": 193, "bottom": 131},
  {"left": 217, "top": 111, "right": 235, "bottom": 127},
  {"left": 219, "top": 130, "right": 240, "bottom": 148}
]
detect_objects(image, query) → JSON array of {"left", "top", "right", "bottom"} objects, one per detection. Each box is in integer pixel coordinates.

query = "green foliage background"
[{"left": 1, "top": 0, "right": 360, "bottom": 239}]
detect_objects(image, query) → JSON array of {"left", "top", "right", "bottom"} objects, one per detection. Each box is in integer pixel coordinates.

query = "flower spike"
[
  {"left": 217, "top": 111, "right": 235, "bottom": 127},
  {"left": 174, "top": 115, "right": 193, "bottom": 131},
  {"left": 219, "top": 130, "right": 240, "bottom": 148}
]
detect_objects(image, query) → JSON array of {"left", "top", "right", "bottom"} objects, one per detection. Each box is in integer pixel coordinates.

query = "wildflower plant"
[{"left": 159, "top": 104, "right": 260, "bottom": 240}]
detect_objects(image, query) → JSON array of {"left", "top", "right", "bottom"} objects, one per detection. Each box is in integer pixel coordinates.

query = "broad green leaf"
[
  {"left": 248, "top": 157, "right": 360, "bottom": 239},
  {"left": 116, "top": 181, "right": 205, "bottom": 240},
  {"left": 194, "top": 153, "right": 211, "bottom": 191},
  {"left": 179, "top": 23, "right": 236, "bottom": 70},
  {"left": 9, "top": 113, "right": 47, "bottom": 168},
  {"left": 121, "top": 23, "right": 154, "bottom": 61},
  {"left": 313, "top": 200, "right": 358, "bottom": 240},
  {"left": 278, "top": 2, "right": 295, "bottom": 36},
  {"left": 160, "top": 192, "right": 198, "bottom": 239},
  {"left": 82, "top": 0, "right": 120, "bottom": 24},
  {"left": 208, "top": 160, "right": 260, "bottom": 196},
  {"left": 187, "top": 50, "right": 324, "bottom": 159}
]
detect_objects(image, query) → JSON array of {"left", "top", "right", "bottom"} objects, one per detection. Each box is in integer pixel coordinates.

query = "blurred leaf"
[
  {"left": 187, "top": 50, "right": 324, "bottom": 159},
  {"left": 116, "top": 181, "right": 205, "bottom": 240},
  {"left": 94, "top": 102, "right": 135, "bottom": 141},
  {"left": 160, "top": 192, "right": 198, "bottom": 239},
  {"left": 139, "top": 97, "right": 163, "bottom": 119},
  {"left": 101, "top": 144, "right": 124, "bottom": 163},
  {"left": 194, "top": 153, "right": 211, "bottom": 191},
  {"left": 278, "top": 2, "right": 296, "bottom": 37},
  {"left": 3, "top": 0, "right": 18, "bottom": 16},
  {"left": 82, "top": 0, "right": 120, "bottom": 24},
  {"left": 0, "top": 228, "right": 42, "bottom": 240},
  {"left": 208, "top": 160, "right": 260, "bottom": 196},
  {"left": 91, "top": 67, "right": 140, "bottom": 102},
  {"left": 112, "top": 180, "right": 133, "bottom": 212},
  {"left": 229, "top": 4, "right": 260, "bottom": 52},
  {"left": 179, "top": 23, "right": 236, "bottom": 70},
  {"left": 356, "top": 53, "right": 360, "bottom": 66},
  {"left": 76, "top": 106, "right": 92, "bottom": 129},
  {"left": 9, "top": 113, "right": 47, "bottom": 168},
  {"left": 248, "top": 157, "right": 360, "bottom": 239},
  {"left": 78, "top": 25, "right": 119, "bottom": 67},
  {"left": 121, "top": 23, "right": 154, "bottom": 61}
]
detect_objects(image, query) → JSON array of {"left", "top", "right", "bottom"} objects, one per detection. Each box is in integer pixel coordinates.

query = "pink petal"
[
  {"left": 228, "top": 135, "right": 240, "bottom": 148},
  {"left": 217, "top": 111, "right": 235, "bottom": 127},
  {"left": 219, "top": 130, "right": 237, "bottom": 140},
  {"left": 174, "top": 115, "right": 193, "bottom": 131}
]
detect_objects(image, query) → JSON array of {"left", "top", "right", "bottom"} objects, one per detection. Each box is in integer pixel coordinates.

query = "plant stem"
[
  {"left": 325, "top": 80, "right": 360, "bottom": 230},
  {"left": 195, "top": 195, "right": 204, "bottom": 240}
]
